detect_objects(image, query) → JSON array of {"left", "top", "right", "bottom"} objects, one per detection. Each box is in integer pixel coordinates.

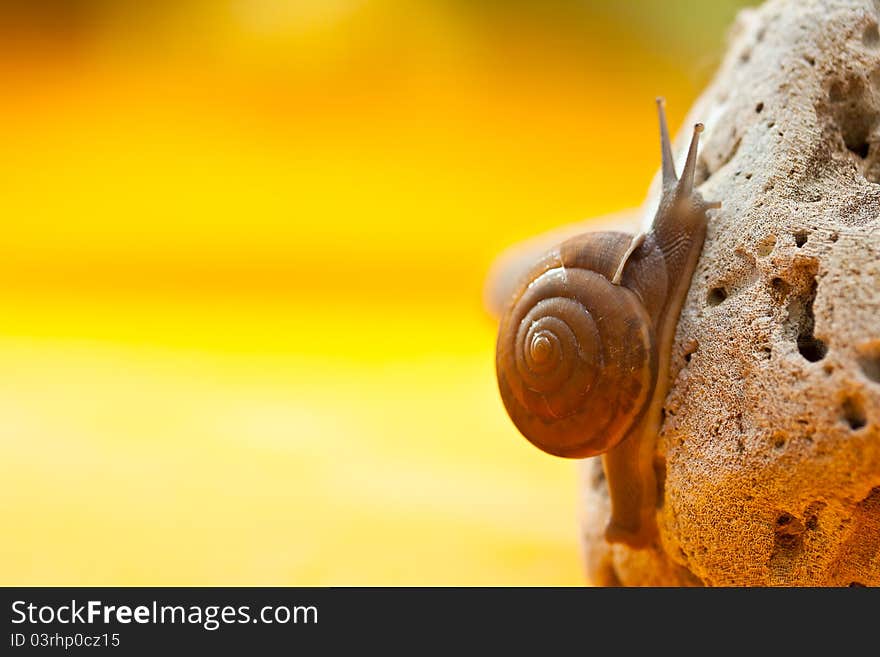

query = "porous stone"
[{"left": 580, "top": 0, "right": 880, "bottom": 586}]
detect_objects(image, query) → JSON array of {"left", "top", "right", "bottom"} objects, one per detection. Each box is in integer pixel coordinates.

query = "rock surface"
[{"left": 579, "top": 0, "right": 880, "bottom": 586}]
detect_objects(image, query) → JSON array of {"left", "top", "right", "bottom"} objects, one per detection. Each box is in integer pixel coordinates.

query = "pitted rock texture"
[{"left": 581, "top": 0, "right": 880, "bottom": 586}]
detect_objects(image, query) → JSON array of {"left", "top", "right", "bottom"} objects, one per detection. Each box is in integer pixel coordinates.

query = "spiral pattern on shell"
[{"left": 496, "top": 265, "right": 656, "bottom": 458}]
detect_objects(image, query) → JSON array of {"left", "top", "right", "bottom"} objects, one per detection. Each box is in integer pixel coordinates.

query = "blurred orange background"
[{"left": 0, "top": 1, "right": 753, "bottom": 585}]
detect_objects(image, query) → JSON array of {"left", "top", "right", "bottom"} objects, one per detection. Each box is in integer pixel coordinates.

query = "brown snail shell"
[{"left": 496, "top": 233, "right": 657, "bottom": 458}]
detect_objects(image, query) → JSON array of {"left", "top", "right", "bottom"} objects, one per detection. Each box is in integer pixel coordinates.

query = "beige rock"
[{"left": 579, "top": 0, "right": 880, "bottom": 586}]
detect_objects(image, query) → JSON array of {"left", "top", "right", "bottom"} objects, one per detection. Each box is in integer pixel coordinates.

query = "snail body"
[{"left": 496, "top": 100, "right": 719, "bottom": 548}]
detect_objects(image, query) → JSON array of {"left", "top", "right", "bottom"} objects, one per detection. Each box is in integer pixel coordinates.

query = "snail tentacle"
[{"left": 656, "top": 97, "right": 677, "bottom": 187}]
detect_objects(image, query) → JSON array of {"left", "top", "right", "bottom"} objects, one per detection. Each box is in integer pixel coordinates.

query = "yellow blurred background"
[{"left": 0, "top": 1, "right": 753, "bottom": 585}]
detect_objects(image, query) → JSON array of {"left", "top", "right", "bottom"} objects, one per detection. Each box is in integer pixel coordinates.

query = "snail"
[{"left": 495, "top": 99, "right": 719, "bottom": 548}]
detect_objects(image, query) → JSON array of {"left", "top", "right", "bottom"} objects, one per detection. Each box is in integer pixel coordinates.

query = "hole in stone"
[
  {"left": 745, "top": 173, "right": 753, "bottom": 180},
  {"left": 798, "top": 336, "right": 827, "bottom": 362},
  {"left": 857, "top": 342, "right": 880, "bottom": 384},
  {"left": 773, "top": 512, "right": 805, "bottom": 553},
  {"left": 683, "top": 339, "right": 699, "bottom": 364},
  {"left": 804, "top": 55, "right": 816, "bottom": 66},
  {"left": 707, "top": 286, "right": 728, "bottom": 306},
  {"left": 794, "top": 231, "right": 809, "bottom": 247},
  {"left": 804, "top": 500, "right": 826, "bottom": 527},
  {"left": 755, "top": 102, "right": 764, "bottom": 113},
  {"left": 863, "top": 22, "right": 880, "bottom": 47},
  {"left": 848, "top": 581, "right": 866, "bottom": 587},
  {"left": 830, "top": 232, "right": 839, "bottom": 242},
  {"left": 654, "top": 455, "right": 666, "bottom": 508},
  {"left": 796, "top": 278, "right": 827, "bottom": 362},
  {"left": 774, "top": 436, "right": 786, "bottom": 449},
  {"left": 849, "top": 140, "right": 870, "bottom": 159},
  {"left": 842, "top": 395, "right": 867, "bottom": 430},
  {"left": 771, "top": 277, "right": 790, "bottom": 295},
  {"left": 756, "top": 234, "right": 776, "bottom": 256},
  {"left": 829, "top": 76, "right": 877, "bottom": 167}
]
